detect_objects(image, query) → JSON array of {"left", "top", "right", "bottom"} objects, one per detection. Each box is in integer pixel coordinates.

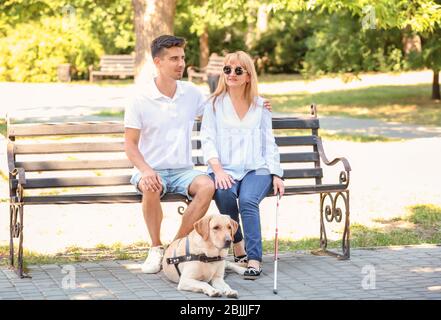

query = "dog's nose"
[{"left": 224, "top": 239, "right": 232, "bottom": 248}]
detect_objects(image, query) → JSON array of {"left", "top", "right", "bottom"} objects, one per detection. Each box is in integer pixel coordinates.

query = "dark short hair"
[{"left": 151, "top": 35, "right": 186, "bottom": 58}]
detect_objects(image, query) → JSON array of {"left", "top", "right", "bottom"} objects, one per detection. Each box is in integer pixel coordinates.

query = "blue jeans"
[{"left": 209, "top": 170, "right": 272, "bottom": 262}]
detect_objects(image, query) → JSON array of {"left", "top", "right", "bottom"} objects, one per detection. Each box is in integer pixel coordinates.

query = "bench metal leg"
[
  {"left": 9, "top": 187, "right": 31, "bottom": 279},
  {"left": 312, "top": 191, "right": 350, "bottom": 260},
  {"left": 177, "top": 199, "right": 191, "bottom": 215}
]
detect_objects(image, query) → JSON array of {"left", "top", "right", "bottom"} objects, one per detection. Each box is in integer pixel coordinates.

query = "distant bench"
[
  {"left": 89, "top": 55, "right": 135, "bottom": 82},
  {"left": 6, "top": 105, "right": 351, "bottom": 278},
  {"left": 187, "top": 54, "right": 224, "bottom": 82}
]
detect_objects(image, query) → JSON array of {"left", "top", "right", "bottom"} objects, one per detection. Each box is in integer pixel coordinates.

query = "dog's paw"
[
  {"left": 223, "top": 289, "right": 238, "bottom": 298},
  {"left": 205, "top": 288, "right": 222, "bottom": 297}
]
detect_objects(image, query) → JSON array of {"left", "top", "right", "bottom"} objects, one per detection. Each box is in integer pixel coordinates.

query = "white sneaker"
[{"left": 141, "top": 246, "right": 164, "bottom": 274}]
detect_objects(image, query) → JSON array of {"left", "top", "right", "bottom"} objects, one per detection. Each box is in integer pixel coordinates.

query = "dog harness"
[{"left": 166, "top": 236, "right": 224, "bottom": 277}]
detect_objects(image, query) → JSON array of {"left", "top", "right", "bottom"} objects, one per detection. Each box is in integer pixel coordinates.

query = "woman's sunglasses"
[{"left": 223, "top": 65, "right": 248, "bottom": 76}]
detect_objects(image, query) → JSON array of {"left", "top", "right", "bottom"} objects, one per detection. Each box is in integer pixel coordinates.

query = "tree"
[
  {"left": 132, "top": 0, "right": 176, "bottom": 82},
  {"left": 274, "top": 0, "right": 441, "bottom": 99},
  {"left": 175, "top": 0, "right": 249, "bottom": 68}
]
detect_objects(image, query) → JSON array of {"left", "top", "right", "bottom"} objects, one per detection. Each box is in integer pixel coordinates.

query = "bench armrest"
[
  {"left": 316, "top": 136, "right": 351, "bottom": 185},
  {"left": 10, "top": 167, "right": 26, "bottom": 185},
  {"left": 7, "top": 142, "right": 26, "bottom": 185}
]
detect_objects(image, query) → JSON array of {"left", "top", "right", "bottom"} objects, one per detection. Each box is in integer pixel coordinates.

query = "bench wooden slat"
[
  {"left": 16, "top": 159, "right": 133, "bottom": 171},
  {"left": 11, "top": 138, "right": 313, "bottom": 155},
  {"left": 13, "top": 140, "right": 200, "bottom": 154},
  {"left": 280, "top": 152, "right": 319, "bottom": 162},
  {"left": 9, "top": 120, "right": 317, "bottom": 137},
  {"left": 11, "top": 168, "right": 323, "bottom": 189},
  {"left": 192, "top": 118, "right": 319, "bottom": 131},
  {"left": 24, "top": 193, "right": 142, "bottom": 204},
  {"left": 282, "top": 168, "right": 323, "bottom": 179},
  {"left": 8, "top": 122, "right": 124, "bottom": 137},
  {"left": 22, "top": 183, "right": 347, "bottom": 205},
  {"left": 272, "top": 118, "right": 320, "bottom": 129},
  {"left": 274, "top": 136, "right": 317, "bottom": 146},
  {"left": 13, "top": 142, "right": 126, "bottom": 154},
  {"left": 11, "top": 175, "right": 132, "bottom": 189},
  {"left": 23, "top": 192, "right": 193, "bottom": 205},
  {"left": 284, "top": 183, "right": 346, "bottom": 195},
  {"left": 14, "top": 152, "right": 317, "bottom": 172}
]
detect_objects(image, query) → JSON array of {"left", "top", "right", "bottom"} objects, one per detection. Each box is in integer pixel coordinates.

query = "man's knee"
[
  {"left": 142, "top": 188, "right": 162, "bottom": 202},
  {"left": 191, "top": 176, "right": 215, "bottom": 197}
]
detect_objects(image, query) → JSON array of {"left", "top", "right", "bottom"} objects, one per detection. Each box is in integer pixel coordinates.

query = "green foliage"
[
  {"left": 303, "top": 11, "right": 406, "bottom": 76},
  {"left": 0, "top": 0, "right": 134, "bottom": 82},
  {"left": 251, "top": 11, "right": 313, "bottom": 73},
  {"left": 407, "top": 204, "right": 441, "bottom": 228},
  {"left": 0, "top": 17, "right": 103, "bottom": 81},
  {"left": 175, "top": 0, "right": 248, "bottom": 69}
]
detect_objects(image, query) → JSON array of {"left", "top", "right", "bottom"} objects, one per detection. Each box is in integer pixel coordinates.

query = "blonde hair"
[{"left": 211, "top": 51, "right": 259, "bottom": 110}]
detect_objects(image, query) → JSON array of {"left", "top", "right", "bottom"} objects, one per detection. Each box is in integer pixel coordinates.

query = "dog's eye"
[
  {"left": 213, "top": 225, "right": 220, "bottom": 230},
  {"left": 227, "top": 225, "right": 232, "bottom": 229}
]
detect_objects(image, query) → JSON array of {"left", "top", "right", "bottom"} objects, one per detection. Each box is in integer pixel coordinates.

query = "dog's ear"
[
  {"left": 194, "top": 215, "right": 211, "bottom": 241},
  {"left": 229, "top": 218, "right": 239, "bottom": 238}
]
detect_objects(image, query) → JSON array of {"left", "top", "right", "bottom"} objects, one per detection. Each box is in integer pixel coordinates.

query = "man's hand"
[
  {"left": 263, "top": 99, "right": 272, "bottom": 112},
  {"left": 139, "top": 168, "right": 163, "bottom": 193}
]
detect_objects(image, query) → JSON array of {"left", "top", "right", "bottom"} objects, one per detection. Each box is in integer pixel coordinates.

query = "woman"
[{"left": 200, "top": 51, "right": 284, "bottom": 280}]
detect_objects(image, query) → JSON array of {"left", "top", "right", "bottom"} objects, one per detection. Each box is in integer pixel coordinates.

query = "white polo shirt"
[{"left": 124, "top": 79, "right": 207, "bottom": 170}]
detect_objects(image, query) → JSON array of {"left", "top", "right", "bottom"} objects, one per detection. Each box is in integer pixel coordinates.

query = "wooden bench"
[
  {"left": 89, "top": 54, "right": 135, "bottom": 82},
  {"left": 6, "top": 105, "right": 351, "bottom": 278},
  {"left": 187, "top": 54, "right": 224, "bottom": 82}
]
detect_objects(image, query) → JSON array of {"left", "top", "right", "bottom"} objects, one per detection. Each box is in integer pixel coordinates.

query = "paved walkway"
[
  {"left": 1, "top": 245, "right": 440, "bottom": 300},
  {"left": 273, "top": 113, "right": 441, "bottom": 139}
]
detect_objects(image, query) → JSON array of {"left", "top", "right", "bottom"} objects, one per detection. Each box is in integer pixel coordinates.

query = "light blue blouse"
[{"left": 200, "top": 93, "right": 283, "bottom": 181}]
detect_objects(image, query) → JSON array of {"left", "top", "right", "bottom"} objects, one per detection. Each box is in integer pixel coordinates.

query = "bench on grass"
[
  {"left": 89, "top": 54, "right": 135, "bottom": 82},
  {"left": 6, "top": 105, "right": 351, "bottom": 278},
  {"left": 187, "top": 53, "right": 224, "bottom": 83}
]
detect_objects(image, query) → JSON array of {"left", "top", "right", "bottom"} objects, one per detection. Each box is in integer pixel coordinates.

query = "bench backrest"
[
  {"left": 205, "top": 55, "right": 225, "bottom": 75},
  {"left": 99, "top": 55, "right": 135, "bottom": 72},
  {"left": 7, "top": 108, "right": 322, "bottom": 204}
]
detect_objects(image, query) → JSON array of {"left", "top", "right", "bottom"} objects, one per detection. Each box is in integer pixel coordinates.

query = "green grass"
[
  {"left": 277, "top": 129, "right": 401, "bottom": 143},
  {"left": 269, "top": 84, "right": 441, "bottom": 127},
  {"left": 1, "top": 204, "right": 439, "bottom": 269},
  {"left": 0, "top": 118, "right": 6, "bottom": 136},
  {"left": 263, "top": 204, "right": 441, "bottom": 252},
  {"left": 258, "top": 73, "right": 304, "bottom": 83},
  {"left": 93, "top": 109, "right": 124, "bottom": 117}
]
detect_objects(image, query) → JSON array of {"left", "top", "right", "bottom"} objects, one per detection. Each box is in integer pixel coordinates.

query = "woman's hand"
[
  {"left": 273, "top": 176, "right": 284, "bottom": 197},
  {"left": 263, "top": 99, "right": 272, "bottom": 112},
  {"left": 214, "top": 170, "right": 236, "bottom": 190}
]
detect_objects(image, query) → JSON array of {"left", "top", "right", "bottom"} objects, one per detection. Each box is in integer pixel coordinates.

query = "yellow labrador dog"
[{"left": 162, "top": 214, "right": 246, "bottom": 298}]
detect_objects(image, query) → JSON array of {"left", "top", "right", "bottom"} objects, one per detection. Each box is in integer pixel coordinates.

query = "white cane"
[{"left": 273, "top": 193, "right": 280, "bottom": 294}]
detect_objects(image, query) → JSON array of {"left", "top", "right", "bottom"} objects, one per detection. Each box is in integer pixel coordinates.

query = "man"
[{"left": 124, "top": 35, "right": 215, "bottom": 274}]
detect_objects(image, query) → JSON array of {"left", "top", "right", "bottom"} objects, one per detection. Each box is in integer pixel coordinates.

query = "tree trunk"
[
  {"left": 432, "top": 69, "right": 440, "bottom": 100},
  {"left": 132, "top": 0, "right": 176, "bottom": 83},
  {"left": 199, "top": 28, "right": 209, "bottom": 68}
]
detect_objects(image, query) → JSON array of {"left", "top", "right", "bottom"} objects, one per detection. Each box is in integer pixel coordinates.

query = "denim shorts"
[{"left": 130, "top": 167, "right": 207, "bottom": 200}]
